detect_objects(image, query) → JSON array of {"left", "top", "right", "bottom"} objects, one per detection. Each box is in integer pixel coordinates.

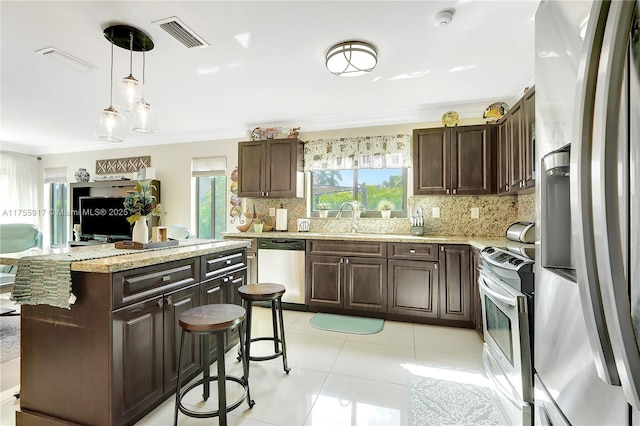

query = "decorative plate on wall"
[
  {"left": 483, "top": 102, "right": 509, "bottom": 122},
  {"left": 441, "top": 111, "right": 459, "bottom": 127}
]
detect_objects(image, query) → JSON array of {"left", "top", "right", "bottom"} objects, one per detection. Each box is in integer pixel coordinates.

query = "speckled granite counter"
[
  {"left": 221, "top": 231, "right": 532, "bottom": 252},
  {"left": 0, "top": 239, "right": 250, "bottom": 273}
]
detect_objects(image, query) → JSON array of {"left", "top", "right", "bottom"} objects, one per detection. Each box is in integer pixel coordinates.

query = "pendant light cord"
[
  {"left": 109, "top": 37, "right": 114, "bottom": 107},
  {"left": 128, "top": 31, "right": 134, "bottom": 76}
]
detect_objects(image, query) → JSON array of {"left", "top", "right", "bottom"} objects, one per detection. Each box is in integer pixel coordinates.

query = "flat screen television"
[{"left": 79, "top": 196, "right": 132, "bottom": 241}]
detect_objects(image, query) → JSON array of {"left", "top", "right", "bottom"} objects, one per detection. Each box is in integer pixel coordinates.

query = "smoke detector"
[{"left": 434, "top": 9, "right": 455, "bottom": 27}]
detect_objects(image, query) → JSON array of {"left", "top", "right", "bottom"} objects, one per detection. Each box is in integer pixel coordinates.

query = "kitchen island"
[{"left": 2, "top": 239, "right": 249, "bottom": 426}]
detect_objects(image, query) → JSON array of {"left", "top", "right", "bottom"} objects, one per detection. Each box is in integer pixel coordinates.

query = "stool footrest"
[
  {"left": 177, "top": 375, "right": 253, "bottom": 419},
  {"left": 248, "top": 337, "right": 284, "bottom": 361}
]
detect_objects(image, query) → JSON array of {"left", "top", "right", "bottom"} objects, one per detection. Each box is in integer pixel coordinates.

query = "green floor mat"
[{"left": 309, "top": 313, "right": 384, "bottom": 335}]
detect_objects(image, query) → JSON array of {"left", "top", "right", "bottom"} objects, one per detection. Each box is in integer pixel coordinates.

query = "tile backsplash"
[{"left": 246, "top": 192, "right": 536, "bottom": 237}]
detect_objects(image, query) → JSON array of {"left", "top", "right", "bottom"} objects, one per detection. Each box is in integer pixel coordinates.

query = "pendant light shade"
[
  {"left": 95, "top": 36, "right": 125, "bottom": 142},
  {"left": 119, "top": 31, "right": 143, "bottom": 112},
  {"left": 326, "top": 41, "right": 377, "bottom": 77},
  {"left": 97, "top": 106, "right": 125, "bottom": 142},
  {"left": 131, "top": 101, "right": 156, "bottom": 133}
]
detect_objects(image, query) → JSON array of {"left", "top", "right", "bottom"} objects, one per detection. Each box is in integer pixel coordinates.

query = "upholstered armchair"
[{"left": 0, "top": 223, "right": 43, "bottom": 291}]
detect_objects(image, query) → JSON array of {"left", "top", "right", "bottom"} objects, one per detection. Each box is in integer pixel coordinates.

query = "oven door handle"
[{"left": 478, "top": 275, "right": 517, "bottom": 307}]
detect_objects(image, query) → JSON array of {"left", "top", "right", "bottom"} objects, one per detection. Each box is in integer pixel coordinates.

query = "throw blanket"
[{"left": 12, "top": 239, "right": 215, "bottom": 309}]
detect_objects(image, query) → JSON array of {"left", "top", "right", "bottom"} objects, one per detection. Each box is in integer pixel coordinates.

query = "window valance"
[{"left": 303, "top": 134, "right": 411, "bottom": 171}]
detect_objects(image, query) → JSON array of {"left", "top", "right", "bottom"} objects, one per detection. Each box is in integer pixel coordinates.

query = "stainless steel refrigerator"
[{"left": 536, "top": 0, "right": 639, "bottom": 424}]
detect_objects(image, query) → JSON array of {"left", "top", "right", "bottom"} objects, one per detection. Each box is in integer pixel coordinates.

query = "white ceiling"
[{"left": 0, "top": 1, "right": 539, "bottom": 155}]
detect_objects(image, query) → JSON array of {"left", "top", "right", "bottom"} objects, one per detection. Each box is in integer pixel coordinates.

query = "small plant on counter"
[
  {"left": 377, "top": 200, "right": 394, "bottom": 211},
  {"left": 316, "top": 203, "right": 331, "bottom": 210},
  {"left": 124, "top": 180, "right": 157, "bottom": 224}
]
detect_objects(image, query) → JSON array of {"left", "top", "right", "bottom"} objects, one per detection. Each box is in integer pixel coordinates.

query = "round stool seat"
[
  {"left": 238, "top": 283, "right": 286, "bottom": 302},
  {"left": 179, "top": 304, "right": 246, "bottom": 333}
]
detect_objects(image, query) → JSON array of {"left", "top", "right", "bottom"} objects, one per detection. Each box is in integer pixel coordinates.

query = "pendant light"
[
  {"left": 131, "top": 50, "right": 156, "bottom": 133},
  {"left": 118, "top": 31, "right": 143, "bottom": 112},
  {"left": 95, "top": 33, "right": 124, "bottom": 142}
]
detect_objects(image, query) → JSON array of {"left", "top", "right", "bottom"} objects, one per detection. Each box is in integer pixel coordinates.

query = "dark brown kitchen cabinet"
[
  {"left": 200, "top": 250, "right": 247, "bottom": 358},
  {"left": 497, "top": 87, "right": 535, "bottom": 194},
  {"left": 237, "top": 137, "right": 304, "bottom": 198},
  {"left": 438, "top": 245, "right": 471, "bottom": 324},
  {"left": 387, "top": 243, "right": 440, "bottom": 318},
  {"left": 388, "top": 259, "right": 439, "bottom": 318},
  {"left": 470, "top": 246, "right": 483, "bottom": 336},
  {"left": 306, "top": 240, "right": 387, "bottom": 314},
  {"left": 413, "top": 125, "right": 494, "bottom": 195},
  {"left": 523, "top": 86, "right": 536, "bottom": 189}
]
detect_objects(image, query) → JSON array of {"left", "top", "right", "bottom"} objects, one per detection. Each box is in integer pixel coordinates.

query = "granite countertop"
[
  {"left": 221, "top": 231, "right": 533, "bottom": 251},
  {"left": 0, "top": 239, "right": 250, "bottom": 273}
]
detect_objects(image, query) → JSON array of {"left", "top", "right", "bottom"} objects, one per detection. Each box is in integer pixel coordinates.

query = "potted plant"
[
  {"left": 377, "top": 200, "right": 394, "bottom": 219},
  {"left": 252, "top": 216, "right": 264, "bottom": 233},
  {"left": 317, "top": 203, "right": 331, "bottom": 218},
  {"left": 123, "top": 180, "right": 157, "bottom": 243}
]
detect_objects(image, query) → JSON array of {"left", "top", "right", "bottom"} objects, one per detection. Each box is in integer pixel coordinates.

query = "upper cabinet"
[
  {"left": 413, "top": 124, "right": 494, "bottom": 195},
  {"left": 497, "top": 87, "right": 535, "bottom": 194},
  {"left": 237, "top": 138, "right": 304, "bottom": 198}
]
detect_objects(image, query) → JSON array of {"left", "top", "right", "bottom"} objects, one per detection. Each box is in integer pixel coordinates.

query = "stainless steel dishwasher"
[{"left": 257, "top": 238, "right": 306, "bottom": 307}]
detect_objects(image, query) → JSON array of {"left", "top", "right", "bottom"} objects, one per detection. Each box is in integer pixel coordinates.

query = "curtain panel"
[{"left": 303, "top": 134, "right": 411, "bottom": 171}]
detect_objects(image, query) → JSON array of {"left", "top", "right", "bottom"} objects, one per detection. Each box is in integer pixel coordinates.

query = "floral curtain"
[{"left": 303, "top": 134, "right": 411, "bottom": 171}]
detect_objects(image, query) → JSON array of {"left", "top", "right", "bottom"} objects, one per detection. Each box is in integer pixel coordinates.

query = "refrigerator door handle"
[
  {"left": 570, "top": 0, "right": 621, "bottom": 386},
  {"left": 591, "top": 0, "right": 640, "bottom": 408}
]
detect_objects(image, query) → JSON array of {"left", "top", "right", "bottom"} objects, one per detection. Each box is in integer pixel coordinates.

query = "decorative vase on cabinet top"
[
  {"left": 132, "top": 216, "right": 149, "bottom": 243},
  {"left": 75, "top": 168, "right": 90, "bottom": 182}
]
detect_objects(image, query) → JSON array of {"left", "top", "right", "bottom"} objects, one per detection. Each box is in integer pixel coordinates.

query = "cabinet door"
[
  {"left": 306, "top": 254, "right": 343, "bottom": 308},
  {"left": 451, "top": 125, "right": 493, "bottom": 195},
  {"left": 523, "top": 87, "right": 536, "bottom": 189},
  {"left": 112, "top": 297, "right": 164, "bottom": 423},
  {"left": 470, "top": 247, "right": 483, "bottom": 336},
  {"left": 508, "top": 100, "right": 525, "bottom": 192},
  {"left": 497, "top": 117, "right": 510, "bottom": 194},
  {"left": 388, "top": 259, "right": 439, "bottom": 318},
  {"left": 438, "top": 245, "right": 471, "bottom": 322},
  {"left": 238, "top": 141, "right": 265, "bottom": 197},
  {"left": 163, "top": 283, "right": 200, "bottom": 393},
  {"left": 412, "top": 127, "right": 449, "bottom": 195},
  {"left": 225, "top": 269, "right": 246, "bottom": 345},
  {"left": 265, "top": 139, "right": 299, "bottom": 197},
  {"left": 344, "top": 258, "right": 387, "bottom": 312}
]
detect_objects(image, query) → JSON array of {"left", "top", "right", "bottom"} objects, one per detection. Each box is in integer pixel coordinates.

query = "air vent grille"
[
  {"left": 35, "top": 47, "right": 94, "bottom": 71},
  {"left": 154, "top": 17, "right": 209, "bottom": 49}
]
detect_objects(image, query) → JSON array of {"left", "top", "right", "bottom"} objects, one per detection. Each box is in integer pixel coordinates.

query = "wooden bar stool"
[
  {"left": 237, "top": 283, "right": 291, "bottom": 374},
  {"left": 174, "top": 304, "right": 254, "bottom": 426}
]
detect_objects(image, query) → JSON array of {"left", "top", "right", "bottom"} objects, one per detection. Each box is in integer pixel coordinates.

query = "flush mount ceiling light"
[
  {"left": 96, "top": 25, "right": 155, "bottom": 142},
  {"left": 325, "top": 41, "right": 377, "bottom": 77}
]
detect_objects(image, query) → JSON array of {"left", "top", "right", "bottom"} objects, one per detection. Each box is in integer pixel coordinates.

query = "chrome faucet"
[{"left": 336, "top": 201, "right": 360, "bottom": 233}]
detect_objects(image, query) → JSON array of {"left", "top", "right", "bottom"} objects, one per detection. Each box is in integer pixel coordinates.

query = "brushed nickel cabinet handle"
[{"left": 162, "top": 275, "right": 171, "bottom": 282}]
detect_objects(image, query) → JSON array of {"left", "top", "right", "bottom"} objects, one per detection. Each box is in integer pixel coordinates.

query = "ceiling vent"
[
  {"left": 35, "top": 47, "right": 94, "bottom": 71},
  {"left": 153, "top": 16, "right": 209, "bottom": 49}
]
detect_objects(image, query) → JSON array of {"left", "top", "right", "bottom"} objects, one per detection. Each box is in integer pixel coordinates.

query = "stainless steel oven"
[{"left": 479, "top": 247, "right": 534, "bottom": 426}]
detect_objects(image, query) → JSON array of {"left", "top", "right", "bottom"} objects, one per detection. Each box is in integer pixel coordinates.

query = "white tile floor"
[{"left": 0, "top": 300, "right": 486, "bottom": 426}]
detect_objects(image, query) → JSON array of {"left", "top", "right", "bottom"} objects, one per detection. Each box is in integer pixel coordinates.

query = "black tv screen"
[{"left": 79, "top": 196, "right": 132, "bottom": 240}]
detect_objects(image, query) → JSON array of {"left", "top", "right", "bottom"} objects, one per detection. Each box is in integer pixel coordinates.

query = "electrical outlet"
[
  {"left": 432, "top": 207, "right": 440, "bottom": 218},
  {"left": 471, "top": 207, "right": 479, "bottom": 219},
  {"left": 269, "top": 207, "right": 276, "bottom": 216}
]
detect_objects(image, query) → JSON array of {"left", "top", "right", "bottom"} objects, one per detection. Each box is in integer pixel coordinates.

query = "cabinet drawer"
[
  {"left": 388, "top": 243, "right": 439, "bottom": 260},
  {"left": 307, "top": 240, "right": 387, "bottom": 258},
  {"left": 113, "top": 258, "right": 199, "bottom": 309},
  {"left": 201, "top": 250, "right": 246, "bottom": 281}
]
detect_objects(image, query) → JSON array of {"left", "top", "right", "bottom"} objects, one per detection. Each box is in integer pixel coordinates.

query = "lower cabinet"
[
  {"left": 470, "top": 246, "right": 483, "bottom": 336},
  {"left": 306, "top": 240, "right": 388, "bottom": 314},
  {"left": 388, "top": 259, "right": 439, "bottom": 318},
  {"left": 438, "top": 245, "right": 471, "bottom": 323},
  {"left": 306, "top": 254, "right": 387, "bottom": 313}
]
